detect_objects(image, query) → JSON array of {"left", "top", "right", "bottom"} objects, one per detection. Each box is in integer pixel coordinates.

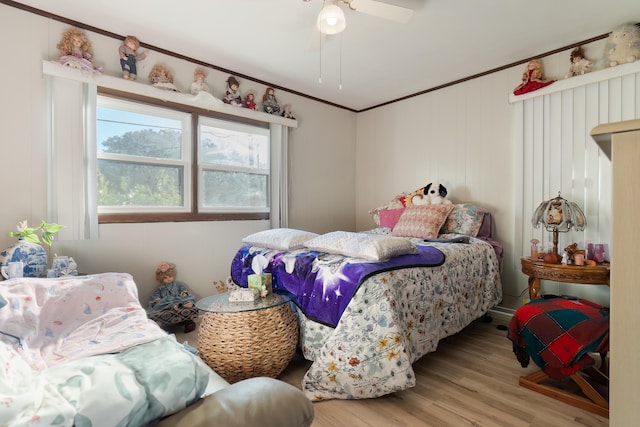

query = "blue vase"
[{"left": 0, "top": 239, "right": 48, "bottom": 278}]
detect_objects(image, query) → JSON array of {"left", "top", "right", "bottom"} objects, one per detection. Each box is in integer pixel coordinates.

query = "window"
[
  {"left": 96, "top": 93, "right": 270, "bottom": 222},
  {"left": 198, "top": 117, "right": 270, "bottom": 213},
  {"left": 97, "top": 97, "right": 191, "bottom": 213},
  {"left": 44, "top": 68, "right": 290, "bottom": 236}
]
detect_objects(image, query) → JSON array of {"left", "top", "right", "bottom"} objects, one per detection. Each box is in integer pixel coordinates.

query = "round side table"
[
  {"left": 521, "top": 256, "right": 610, "bottom": 300},
  {"left": 196, "top": 292, "right": 298, "bottom": 383}
]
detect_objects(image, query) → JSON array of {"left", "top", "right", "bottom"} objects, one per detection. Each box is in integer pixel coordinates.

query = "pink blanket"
[{"left": 0, "top": 273, "right": 166, "bottom": 370}]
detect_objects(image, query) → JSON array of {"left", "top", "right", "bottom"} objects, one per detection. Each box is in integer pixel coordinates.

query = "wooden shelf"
[
  {"left": 509, "top": 60, "right": 640, "bottom": 103},
  {"left": 42, "top": 60, "right": 298, "bottom": 128}
]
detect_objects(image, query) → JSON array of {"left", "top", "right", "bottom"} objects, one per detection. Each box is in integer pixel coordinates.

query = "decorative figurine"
[
  {"left": 530, "top": 239, "right": 540, "bottom": 260},
  {"left": 262, "top": 87, "right": 280, "bottom": 115},
  {"left": 56, "top": 28, "right": 103, "bottom": 74},
  {"left": 190, "top": 67, "right": 211, "bottom": 95},
  {"left": 244, "top": 91, "right": 258, "bottom": 110},
  {"left": 148, "top": 63, "right": 180, "bottom": 91},
  {"left": 281, "top": 104, "right": 295, "bottom": 120},
  {"left": 565, "top": 46, "right": 592, "bottom": 78},
  {"left": 118, "top": 35, "right": 147, "bottom": 81},
  {"left": 223, "top": 76, "right": 243, "bottom": 106},
  {"left": 513, "top": 59, "right": 554, "bottom": 96}
]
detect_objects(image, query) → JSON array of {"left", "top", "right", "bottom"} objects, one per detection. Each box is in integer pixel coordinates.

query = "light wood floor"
[{"left": 178, "top": 318, "right": 608, "bottom": 427}]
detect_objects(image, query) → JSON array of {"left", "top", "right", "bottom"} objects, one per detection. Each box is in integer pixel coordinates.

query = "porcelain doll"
[
  {"left": 223, "top": 76, "right": 243, "bottom": 106},
  {"left": 281, "top": 104, "right": 295, "bottom": 119},
  {"left": 56, "top": 28, "right": 103, "bottom": 74},
  {"left": 148, "top": 262, "right": 196, "bottom": 313},
  {"left": 190, "top": 67, "right": 211, "bottom": 95},
  {"left": 262, "top": 87, "right": 280, "bottom": 115},
  {"left": 565, "top": 46, "right": 592, "bottom": 78},
  {"left": 118, "top": 35, "right": 147, "bottom": 80},
  {"left": 244, "top": 91, "right": 258, "bottom": 110},
  {"left": 513, "top": 59, "right": 554, "bottom": 95},
  {"left": 148, "top": 63, "right": 180, "bottom": 91}
]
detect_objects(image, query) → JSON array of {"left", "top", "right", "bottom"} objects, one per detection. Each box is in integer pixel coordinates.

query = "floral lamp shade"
[{"left": 532, "top": 192, "right": 586, "bottom": 255}]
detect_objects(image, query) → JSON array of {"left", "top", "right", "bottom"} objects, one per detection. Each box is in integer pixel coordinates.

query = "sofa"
[{"left": 0, "top": 273, "right": 314, "bottom": 427}]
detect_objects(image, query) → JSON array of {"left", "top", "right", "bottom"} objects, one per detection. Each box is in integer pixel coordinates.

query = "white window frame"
[{"left": 96, "top": 96, "right": 193, "bottom": 214}]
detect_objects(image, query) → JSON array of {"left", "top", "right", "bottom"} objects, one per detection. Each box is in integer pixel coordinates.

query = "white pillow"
[
  {"left": 242, "top": 228, "right": 319, "bottom": 251},
  {"left": 303, "top": 231, "right": 417, "bottom": 262}
]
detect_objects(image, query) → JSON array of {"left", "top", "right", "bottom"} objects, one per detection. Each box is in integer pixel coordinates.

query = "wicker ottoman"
[{"left": 196, "top": 292, "right": 298, "bottom": 383}]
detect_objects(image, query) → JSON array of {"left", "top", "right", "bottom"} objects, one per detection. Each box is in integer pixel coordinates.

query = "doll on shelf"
[
  {"left": 565, "top": 46, "right": 592, "bottom": 78},
  {"left": 190, "top": 67, "right": 211, "bottom": 95},
  {"left": 148, "top": 63, "right": 180, "bottom": 92},
  {"left": 118, "top": 35, "right": 147, "bottom": 81},
  {"left": 513, "top": 59, "right": 554, "bottom": 96},
  {"left": 56, "top": 28, "right": 103, "bottom": 74},
  {"left": 223, "top": 76, "right": 243, "bottom": 106},
  {"left": 281, "top": 104, "right": 295, "bottom": 120},
  {"left": 262, "top": 87, "right": 281, "bottom": 115},
  {"left": 244, "top": 91, "right": 258, "bottom": 110}
]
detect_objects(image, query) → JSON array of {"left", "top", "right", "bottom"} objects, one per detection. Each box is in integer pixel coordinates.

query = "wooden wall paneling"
[{"left": 512, "top": 65, "right": 640, "bottom": 306}]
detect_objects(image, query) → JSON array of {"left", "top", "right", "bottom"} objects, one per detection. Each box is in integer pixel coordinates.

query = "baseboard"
[{"left": 488, "top": 306, "right": 515, "bottom": 325}]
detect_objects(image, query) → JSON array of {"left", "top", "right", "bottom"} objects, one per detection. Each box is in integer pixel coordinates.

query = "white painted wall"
[
  {"left": 0, "top": 4, "right": 356, "bottom": 304},
  {"left": 0, "top": 3, "right": 620, "bottom": 311},
  {"left": 355, "top": 69, "right": 522, "bottom": 300}
]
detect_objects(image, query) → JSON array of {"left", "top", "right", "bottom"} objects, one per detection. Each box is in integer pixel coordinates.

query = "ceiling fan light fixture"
[{"left": 317, "top": 4, "right": 346, "bottom": 35}]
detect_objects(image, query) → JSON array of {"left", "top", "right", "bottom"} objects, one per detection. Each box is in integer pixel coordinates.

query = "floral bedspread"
[
  {"left": 231, "top": 243, "right": 445, "bottom": 327},
  {"left": 233, "top": 237, "right": 502, "bottom": 400}
]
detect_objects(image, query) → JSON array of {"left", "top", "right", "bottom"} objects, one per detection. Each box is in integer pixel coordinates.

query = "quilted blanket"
[
  {"left": 0, "top": 273, "right": 213, "bottom": 426},
  {"left": 507, "top": 297, "right": 610, "bottom": 379},
  {"left": 231, "top": 244, "right": 445, "bottom": 327}
]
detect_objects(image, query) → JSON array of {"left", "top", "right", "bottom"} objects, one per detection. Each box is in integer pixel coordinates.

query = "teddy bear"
[
  {"left": 411, "top": 182, "right": 453, "bottom": 205},
  {"left": 604, "top": 23, "right": 640, "bottom": 68}
]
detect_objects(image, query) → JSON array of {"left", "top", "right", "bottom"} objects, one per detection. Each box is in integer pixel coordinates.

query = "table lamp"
[{"left": 531, "top": 192, "right": 586, "bottom": 257}]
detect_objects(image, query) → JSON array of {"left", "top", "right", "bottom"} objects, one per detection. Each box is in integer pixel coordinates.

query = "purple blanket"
[{"left": 231, "top": 244, "right": 445, "bottom": 327}]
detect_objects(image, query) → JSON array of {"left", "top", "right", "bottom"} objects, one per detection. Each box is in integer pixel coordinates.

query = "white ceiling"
[{"left": 10, "top": 0, "right": 640, "bottom": 111}]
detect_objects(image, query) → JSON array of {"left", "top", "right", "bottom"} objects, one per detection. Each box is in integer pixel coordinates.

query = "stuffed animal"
[
  {"left": 411, "top": 182, "right": 453, "bottom": 205},
  {"left": 604, "top": 23, "right": 640, "bottom": 68}
]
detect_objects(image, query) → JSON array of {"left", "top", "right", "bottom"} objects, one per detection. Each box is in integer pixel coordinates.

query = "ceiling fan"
[{"left": 308, "top": 0, "right": 414, "bottom": 36}]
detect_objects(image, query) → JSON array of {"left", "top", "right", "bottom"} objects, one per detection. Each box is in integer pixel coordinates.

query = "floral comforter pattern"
[{"left": 292, "top": 238, "right": 501, "bottom": 400}]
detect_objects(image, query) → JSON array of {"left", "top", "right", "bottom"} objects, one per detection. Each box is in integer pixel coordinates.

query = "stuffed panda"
[{"left": 412, "top": 182, "right": 453, "bottom": 205}]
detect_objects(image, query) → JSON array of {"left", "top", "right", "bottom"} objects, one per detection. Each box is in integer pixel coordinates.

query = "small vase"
[{"left": 0, "top": 239, "right": 47, "bottom": 278}]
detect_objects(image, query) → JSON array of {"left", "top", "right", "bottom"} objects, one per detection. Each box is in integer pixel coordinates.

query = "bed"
[{"left": 231, "top": 203, "right": 503, "bottom": 400}]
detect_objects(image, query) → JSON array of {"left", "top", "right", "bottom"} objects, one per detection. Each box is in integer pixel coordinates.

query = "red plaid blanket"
[{"left": 507, "top": 297, "right": 609, "bottom": 379}]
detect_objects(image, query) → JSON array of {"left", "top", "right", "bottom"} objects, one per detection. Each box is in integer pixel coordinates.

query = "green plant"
[{"left": 8, "top": 220, "right": 64, "bottom": 247}]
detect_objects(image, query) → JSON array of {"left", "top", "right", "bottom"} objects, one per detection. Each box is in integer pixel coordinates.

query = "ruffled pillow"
[
  {"left": 303, "top": 231, "right": 417, "bottom": 262},
  {"left": 242, "top": 228, "right": 319, "bottom": 251},
  {"left": 391, "top": 205, "right": 454, "bottom": 239},
  {"left": 440, "top": 204, "right": 487, "bottom": 236}
]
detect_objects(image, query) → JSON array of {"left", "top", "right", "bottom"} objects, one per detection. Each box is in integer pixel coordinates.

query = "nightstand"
[
  {"left": 195, "top": 292, "right": 298, "bottom": 383},
  {"left": 521, "top": 257, "right": 610, "bottom": 300}
]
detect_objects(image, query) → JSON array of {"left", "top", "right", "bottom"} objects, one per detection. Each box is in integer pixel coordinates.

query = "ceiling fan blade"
[{"left": 348, "top": 0, "right": 413, "bottom": 23}]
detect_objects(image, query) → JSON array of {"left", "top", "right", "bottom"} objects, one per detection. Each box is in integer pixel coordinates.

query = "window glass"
[
  {"left": 198, "top": 117, "right": 270, "bottom": 212},
  {"left": 97, "top": 96, "right": 191, "bottom": 213},
  {"left": 96, "top": 95, "right": 270, "bottom": 216}
]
